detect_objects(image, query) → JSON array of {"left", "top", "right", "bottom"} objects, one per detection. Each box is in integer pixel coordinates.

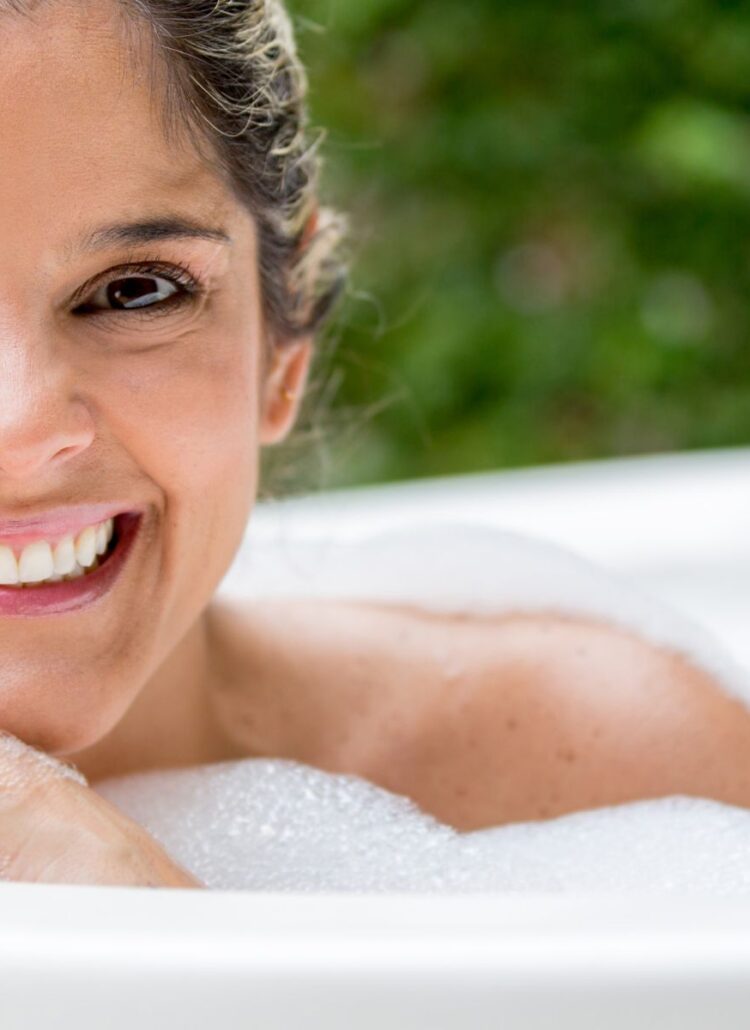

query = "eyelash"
[{"left": 70, "top": 258, "right": 204, "bottom": 321}]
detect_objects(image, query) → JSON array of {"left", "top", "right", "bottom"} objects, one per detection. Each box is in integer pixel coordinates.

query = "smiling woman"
[
  {"left": 0, "top": 0, "right": 345, "bottom": 761},
  {"left": 3, "top": 0, "right": 750, "bottom": 892},
  {"left": 0, "top": 0, "right": 352, "bottom": 883}
]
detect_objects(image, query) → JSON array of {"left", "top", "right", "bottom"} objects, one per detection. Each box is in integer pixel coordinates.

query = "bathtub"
[{"left": 3, "top": 446, "right": 750, "bottom": 1029}]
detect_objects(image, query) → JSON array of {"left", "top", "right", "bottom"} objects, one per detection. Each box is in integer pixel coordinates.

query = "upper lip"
[{"left": 0, "top": 504, "right": 140, "bottom": 544}]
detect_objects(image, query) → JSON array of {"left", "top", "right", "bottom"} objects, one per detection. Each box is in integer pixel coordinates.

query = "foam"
[
  {"left": 92, "top": 521, "right": 750, "bottom": 893},
  {"left": 94, "top": 758, "right": 750, "bottom": 895},
  {"left": 94, "top": 759, "right": 559, "bottom": 892}
]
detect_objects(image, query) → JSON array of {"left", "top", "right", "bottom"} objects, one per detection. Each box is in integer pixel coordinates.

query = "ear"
[{"left": 259, "top": 337, "right": 314, "bottom": 446}]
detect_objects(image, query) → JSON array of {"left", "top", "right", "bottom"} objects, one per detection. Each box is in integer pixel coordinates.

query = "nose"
[{"left": 0, "top": 337, "right": 95, "bottom": 480}]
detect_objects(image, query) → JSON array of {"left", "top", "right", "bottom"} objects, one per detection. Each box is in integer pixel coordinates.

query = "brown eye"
[
  {"left": 78, "top": 274, "right": 181, "bottom": 314},
  {"left": 71, "top": 261, "right": 201, "bottom": 319}
]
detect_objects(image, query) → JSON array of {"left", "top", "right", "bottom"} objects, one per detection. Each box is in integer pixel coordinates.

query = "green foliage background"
[{"left": 268, "top": 0, "right": 750, "bottom": 493}]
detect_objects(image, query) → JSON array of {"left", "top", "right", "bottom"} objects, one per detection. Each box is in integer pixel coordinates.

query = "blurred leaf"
[{"left": 271, "top": 0, "right": 750, "bottom": 493}]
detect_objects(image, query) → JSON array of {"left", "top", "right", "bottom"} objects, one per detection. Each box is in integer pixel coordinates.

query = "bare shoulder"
[
  {"left": 206, "top": 596, "right": 750, "bottom": 831},
  {"left": 393, "top": 610, "right": 750, "bottom": 829}
]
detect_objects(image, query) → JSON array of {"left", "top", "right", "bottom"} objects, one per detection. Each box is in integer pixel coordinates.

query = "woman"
[{"left": 1, "top": 0, "right": 750, "bottom": 889}]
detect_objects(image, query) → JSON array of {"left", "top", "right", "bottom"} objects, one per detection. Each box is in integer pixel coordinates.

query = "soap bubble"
[
  {"left": 94, "top": 523, "right": 750, "bottom": 894},
  {"left": 95, "top": 758, "right": 750, "bottom": 895}
]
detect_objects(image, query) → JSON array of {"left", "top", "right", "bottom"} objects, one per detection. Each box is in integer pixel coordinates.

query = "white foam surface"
[
  {"left": 94, "top": 521, "right": 750, "bottom": 894},
  {"left": 95, "top": 758, "right": 559, "bottom": 893},
  {"left": 94, "top": 758, "right": 750, "bottom": 896}
]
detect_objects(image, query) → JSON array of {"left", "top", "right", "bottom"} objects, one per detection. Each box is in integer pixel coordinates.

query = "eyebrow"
[{"left": 72, "top": 216, "right": 233, "bottom": 254}]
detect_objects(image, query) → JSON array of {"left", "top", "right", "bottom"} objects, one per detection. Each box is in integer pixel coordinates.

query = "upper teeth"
[{"left": 0, "top": 518, "right": 115, "bottom": 586}]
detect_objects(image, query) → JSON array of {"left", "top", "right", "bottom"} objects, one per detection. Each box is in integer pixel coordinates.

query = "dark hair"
[
  {"left": 3, "top": 0, "right": 348, "bottom": 359},
  {"left": 126, "top": 0, "right": 348, "bottom": 353},
  {"left": 3, "top": 0, "right": 352, "bottom": 495}
]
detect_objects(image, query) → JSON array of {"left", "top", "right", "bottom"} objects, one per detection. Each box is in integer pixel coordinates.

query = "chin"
[{"left": 0, "top": 692, "right": 120, "bottom": 760}]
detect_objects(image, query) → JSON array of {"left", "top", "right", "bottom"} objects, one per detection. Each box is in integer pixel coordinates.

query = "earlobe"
[{"left": 259, "top": 337, "right": 313, "bottom": 446}]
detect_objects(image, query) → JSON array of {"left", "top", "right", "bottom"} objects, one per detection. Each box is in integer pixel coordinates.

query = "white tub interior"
[
  {"left": 242, "top": 445, "right": 750, "bottom": 671},
  {"left": 4, "top": 446, "right": 750, "bottom": 1028}
]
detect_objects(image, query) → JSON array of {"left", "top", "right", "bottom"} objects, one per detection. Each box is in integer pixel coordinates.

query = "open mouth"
[
  {"left": 1, "top": 512, "right": 134, "bottom": 589},
  {"left": 0, "top": 512, "right": 143, "bottom": 617}
]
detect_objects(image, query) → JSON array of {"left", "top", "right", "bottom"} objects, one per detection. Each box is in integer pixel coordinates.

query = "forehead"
[{"left": 0, "top": 0, "right": 236, "bottom": 262}]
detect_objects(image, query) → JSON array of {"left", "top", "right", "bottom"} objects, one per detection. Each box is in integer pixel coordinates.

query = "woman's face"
[{"left": 0, "top": 1, "right": 310, "bottom": 753}]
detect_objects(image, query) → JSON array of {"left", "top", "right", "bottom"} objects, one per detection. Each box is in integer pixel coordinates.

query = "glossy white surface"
[
  {"left": 246, "top": 446, "right": 750, "bottom": 670},
  {"left": 3, "top": 887, "right": 750, "bottom": 1028}
]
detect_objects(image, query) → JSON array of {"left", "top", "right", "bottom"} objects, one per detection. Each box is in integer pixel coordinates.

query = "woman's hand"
[{"left": 0, "top": 730, "right": 204, "bottom": 888}]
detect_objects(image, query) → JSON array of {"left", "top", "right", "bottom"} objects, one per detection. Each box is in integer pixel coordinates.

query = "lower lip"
[{"left": 0, "top": 512, "right": 142, "bottom": 618}]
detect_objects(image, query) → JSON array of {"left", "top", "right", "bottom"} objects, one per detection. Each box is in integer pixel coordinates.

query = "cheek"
[
  {"left": 100, "top": 331, "right": 261, "bottom": 584},
  {"left": 112, "top": 331, "right": 257, "bottom": 472}
]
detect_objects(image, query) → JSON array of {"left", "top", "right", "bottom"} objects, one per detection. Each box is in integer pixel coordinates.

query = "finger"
[{"left": 0, "top": 730, "right": 88, "bottom": 798}]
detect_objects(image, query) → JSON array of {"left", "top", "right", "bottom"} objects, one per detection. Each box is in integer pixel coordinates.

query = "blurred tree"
[{"left": 273, "top": 0, "right": 750, "bottom": 491}]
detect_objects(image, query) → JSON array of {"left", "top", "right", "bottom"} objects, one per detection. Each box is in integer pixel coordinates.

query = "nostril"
[
  {"left": 54, "top": 447, "right": 80, "bottom": 464},
  {"left": 0, "top": 439, "right": 91, "bottom": 478},
  {"left": 49, "top": 437, "right": 95, "bottom": 470}
]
